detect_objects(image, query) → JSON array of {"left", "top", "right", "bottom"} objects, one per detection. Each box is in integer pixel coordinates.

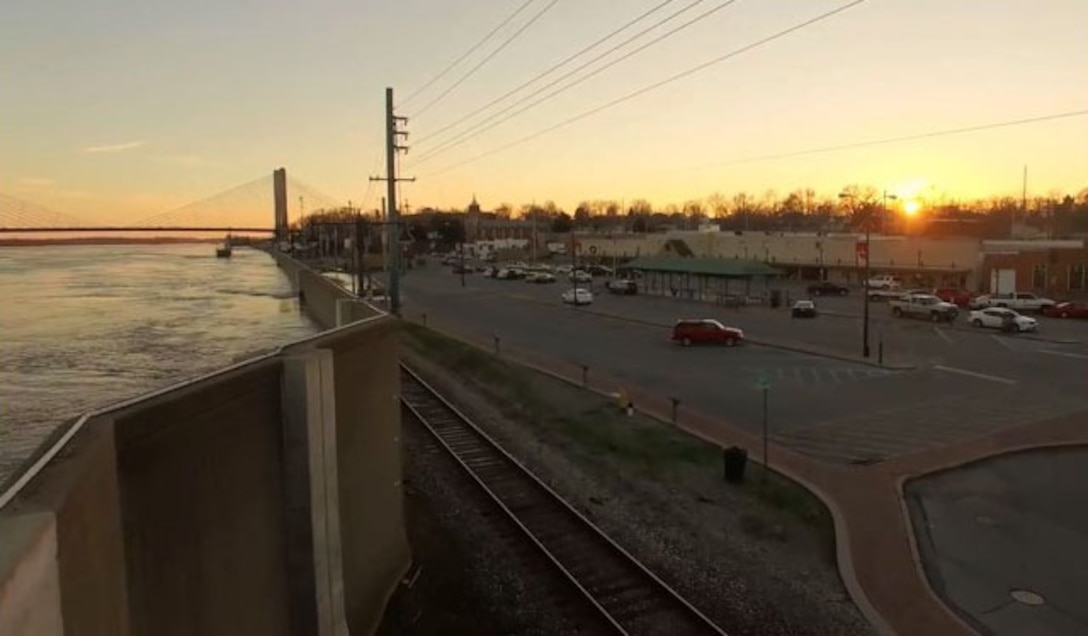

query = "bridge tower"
[{"left": 273, "top": 167, "right": 288, "bottom": 241}]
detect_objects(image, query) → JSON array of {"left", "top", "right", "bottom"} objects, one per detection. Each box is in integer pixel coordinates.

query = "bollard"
[
  {"left": 878, "top": 339, "right": 884, "bottom": 366},
  {"left": 670, "top": 397, "right": 680, "bottom": 424},
  {"left": 581, "top": 364, "right": 588, "bottom": 387},
  {"left": 493, "top": 335, "right": 501, "bottom": 356},
  {"left": 422, "top": 312, "right": 428, "bottom": 327}
]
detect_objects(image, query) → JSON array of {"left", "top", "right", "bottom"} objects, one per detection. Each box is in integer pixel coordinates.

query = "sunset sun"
[{"left": 903, "top": 199, "right": 921, "bottom": 216}]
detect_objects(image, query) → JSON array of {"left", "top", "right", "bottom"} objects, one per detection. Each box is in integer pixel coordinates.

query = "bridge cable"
[
  {"left": 409, "top": 0, "right": 737, "bottom": 167},
  {"left": 411, "top": 0, "right": 563, "bottom": 119},
  {"left": 132, "top": 175, "right": 270, "bottom": 226},
  {"left": 420, "top": 0, "right": 867, "bottom": 177}
]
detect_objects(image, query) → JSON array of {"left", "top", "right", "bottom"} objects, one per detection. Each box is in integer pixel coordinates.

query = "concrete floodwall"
[
  {"left": 1, "top": 309, "right": 409, "bottom": 635},
  {"left": 270, "top": 248, "right": 384, "bottom": 330}
]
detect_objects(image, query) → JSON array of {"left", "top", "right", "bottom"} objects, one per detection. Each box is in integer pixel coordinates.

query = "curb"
[{"left": 401, "top": 319, "right": 897, "bottom": 636}]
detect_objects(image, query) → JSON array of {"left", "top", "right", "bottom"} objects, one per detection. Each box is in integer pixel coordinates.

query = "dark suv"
[{"left": 806, "top": 281, "right": 849, "bottom": 296}]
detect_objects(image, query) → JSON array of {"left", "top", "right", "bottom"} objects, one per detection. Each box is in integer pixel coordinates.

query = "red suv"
[
  {"left": 934, "top": 287, "right": 975, "bottom": 307},
  {"left": 672, "top": 319, "right": 745, "bottom": 347}
]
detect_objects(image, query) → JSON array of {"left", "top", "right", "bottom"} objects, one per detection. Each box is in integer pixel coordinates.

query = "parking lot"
[{"left": 403, "top": 265, "right": 1088, "bottom": 464}]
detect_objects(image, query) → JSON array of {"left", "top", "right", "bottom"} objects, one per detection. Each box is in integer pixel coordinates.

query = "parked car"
[
  {"left": 1042, "top": 301, "right": 1088, "bottom": 319},
  {"left": 526, "top": 271, "right": 556, "bottom": 284},
  {"left": 888, "top": 293, "right": 959, "bottom": 322},
  {"left": 933, "top": 287, "right": 975, "bottom": 307},
  {"left": 496, "top": 267, "right": 524, "bottom": 280},
  {"left": 791, "top": 299, "right": 818, "bottom": 318},
  {"left": 806, "top": 281, "right": 848, "bottom": 296},
  {"left": 569, "top": 269, "right": 592, "bottom": 283},
  {"left": 867, "top": 275, "right": 902, "bottom": 290},
  {"left": 561, "top": 287, "right": 593, "bottom": 305},
  {"left": 972, "top": 292, "right": 1056, "bottom": 313},
  {"left": 605, "top": 279, "right": 638, "bottom": 295},
  {"left": 671, "top": 319, "right": 745, "bottom": 347},
  {"left": 969, "top": 307, "right": 1038, "bottom": 332}
]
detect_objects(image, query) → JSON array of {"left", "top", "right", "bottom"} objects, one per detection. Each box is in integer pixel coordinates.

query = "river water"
[{"left": 0, "top": 243, "right": 319, "bottom": 486}]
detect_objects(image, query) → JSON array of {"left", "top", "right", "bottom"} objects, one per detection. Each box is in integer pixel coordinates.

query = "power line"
[
  {"left": 359, "top": 148, "right": 384, "bottom": 211},
  {"left": 413, "top": 0, "right": 726, "bottom": 165},
  {"left": 412, "top": 0, "right": 562, "bottom": 119},
  {"left": 399, "top": 0, "right": 539, "bottom": 109},
  {"left": 413, "top": 0, "right": 683, "bottom": 146},
  {"left": 422, "top": 0, "right": 867, "bottom": 177},
  {"left": 690, "top": 108, "right": 1088, "bottom": 169}
]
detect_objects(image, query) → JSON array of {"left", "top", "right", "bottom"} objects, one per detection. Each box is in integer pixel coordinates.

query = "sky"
[{"left": 2, "top": 0, "right": 1087, "bottom": 226}]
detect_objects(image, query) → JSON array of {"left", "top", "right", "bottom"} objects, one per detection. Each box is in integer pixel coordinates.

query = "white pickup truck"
[
  {"left": 972, "top": 292, "right": 1056, "bottom": 313},
  {"left": 866, "top": 275, "right": 902, "bottom": 290},
  {"left": 888, "top": 293, "right": 959, "bottom": 322}
]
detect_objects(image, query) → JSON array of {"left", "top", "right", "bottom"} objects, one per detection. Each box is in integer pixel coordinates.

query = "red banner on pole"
[{"left": 855, "top": 241, "right": 868, "bottom": 262}]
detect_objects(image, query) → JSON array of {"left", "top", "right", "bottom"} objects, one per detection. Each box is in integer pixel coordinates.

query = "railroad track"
[{"left": 400, "top": 364, "right": 728, "bottom": 636}]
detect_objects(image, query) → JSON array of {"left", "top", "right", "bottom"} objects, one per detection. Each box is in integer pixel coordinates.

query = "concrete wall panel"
[
  {"left": 310, "top": 319, "right": 409, "bottom": 635},
  {"left": 114, "top": 361, "right": 291, "bottom": 636},
  {"left": 1, "top": 418, "right": 129, "bottom": 636},
  {"left": 0, "top": 512, "right": 63, "bottom": 636}
]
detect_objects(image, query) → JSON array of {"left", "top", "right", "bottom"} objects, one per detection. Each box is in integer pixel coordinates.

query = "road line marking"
[
  {"left": 827, "top": 368, "right": 842, "bottom": 383},
  {"left": 1038, "top": 350, "right": 1088, "bottom": 360},
  {"left": 990, "top": 335, "right": 1016, "bottom": 351},
  {"left": 933, "top": 327, "right": 954, "bottom": 344},
  {"left": 933, "top": 365, "right": 1018, "bottom": 385}
]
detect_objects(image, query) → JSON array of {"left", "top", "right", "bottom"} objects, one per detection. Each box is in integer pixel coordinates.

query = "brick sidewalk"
[{"left": 408, "top": 319, "right": 1088, "bottom": 636}]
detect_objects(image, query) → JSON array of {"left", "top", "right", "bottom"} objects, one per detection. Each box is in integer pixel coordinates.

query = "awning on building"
[{"left": 620, "top": 256, "right": 781, "bottom": 278}]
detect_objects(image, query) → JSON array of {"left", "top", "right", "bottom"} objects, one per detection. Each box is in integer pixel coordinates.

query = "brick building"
[
  {"left": 464, "top": 196, "right": 546, "bottom": 242},
  {"left": 981, "top": 242, "right": 1088, "bottom": 299}
]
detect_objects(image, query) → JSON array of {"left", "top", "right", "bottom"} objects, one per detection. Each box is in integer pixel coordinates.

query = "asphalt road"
[
  {"left": 401, "top": 266, "right": 1088, "bottom": 464},
  {"left": 907, "top": 447, "right": 1088, "bottom": 635}
]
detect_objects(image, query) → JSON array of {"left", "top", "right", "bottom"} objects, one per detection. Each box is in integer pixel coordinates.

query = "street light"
[
  {"left": 839, "top": 192, "right": 871, "bottom": 358},
  {"left": 882, "top": 190, "right": 899, "bottom": 235}
]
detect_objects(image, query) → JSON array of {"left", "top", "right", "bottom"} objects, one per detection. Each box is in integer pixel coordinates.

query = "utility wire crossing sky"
[{"left": 2, "top": 0, "right": 1086, "bottom": 221}]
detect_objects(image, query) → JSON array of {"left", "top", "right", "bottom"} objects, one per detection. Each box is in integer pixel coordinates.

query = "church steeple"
[{"left": 468, "top": 195, "right": 481, "bottom": 215}]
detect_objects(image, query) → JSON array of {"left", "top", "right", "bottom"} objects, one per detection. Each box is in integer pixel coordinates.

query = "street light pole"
[
  {"left": 881, "top": 190, "right": 898, "bottom": 235},
  {"left": 862, "top": 219, "right": 871, "bottom": 358},
  {"left": 840, "top": 191, "right": 871, "bottom": 358}
]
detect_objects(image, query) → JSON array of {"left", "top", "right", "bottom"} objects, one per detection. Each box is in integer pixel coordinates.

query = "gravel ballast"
[{"left": 395, "top": 325, "right": 875, "bottom": 635}]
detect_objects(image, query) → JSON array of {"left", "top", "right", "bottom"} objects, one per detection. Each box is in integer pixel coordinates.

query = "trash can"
[
  {"left": 722, "top": 446, "right": 748, "bottom": 484},
  {"left": 770, "top": 289, "right": 782, "bottom": 309}
]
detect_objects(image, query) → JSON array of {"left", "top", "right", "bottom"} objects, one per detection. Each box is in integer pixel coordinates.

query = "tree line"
[{"left": 295, "top": 184, "right": 1088, "bottom": 239}]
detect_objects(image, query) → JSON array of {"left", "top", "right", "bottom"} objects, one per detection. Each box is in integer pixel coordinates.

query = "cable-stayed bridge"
[{"left": 0, "top": 169, "right": 347, "bottom": 238}]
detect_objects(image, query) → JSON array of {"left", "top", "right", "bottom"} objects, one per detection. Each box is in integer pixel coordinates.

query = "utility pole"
[
  {"left": 354, "top": 213, "right": 365, "bottom": 296},
  {"left": 369, "top": 87, "right": 415, "bottom": 316}
]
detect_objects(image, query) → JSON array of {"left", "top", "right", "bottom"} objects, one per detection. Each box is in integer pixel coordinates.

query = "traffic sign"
[{"left": 756, "top": 372, "right": 771, "bottom": 390}]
